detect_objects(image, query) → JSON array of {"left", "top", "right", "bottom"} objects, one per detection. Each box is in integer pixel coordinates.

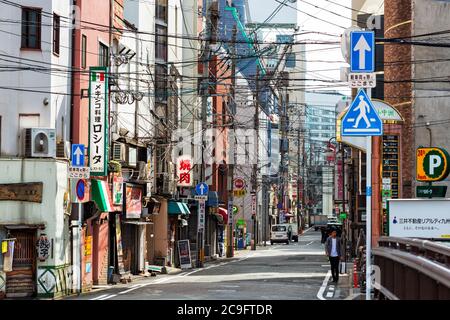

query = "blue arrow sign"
[
  {"left": 350, "top": 31, "right": 375, "bottom": 72},
  {"left": 71, "top": 144, "right": 85, "bottom": 167},
  {"left": 342, "top": 89, "right": 382, "bottom": 136},
  {"left": 196, "top": 182, "right": 208, "bottom": 196}
]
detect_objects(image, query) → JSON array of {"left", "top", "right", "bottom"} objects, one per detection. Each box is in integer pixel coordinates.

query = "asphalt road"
[{"left": 67, "top": 228, "right": 351, "bottom": 300}]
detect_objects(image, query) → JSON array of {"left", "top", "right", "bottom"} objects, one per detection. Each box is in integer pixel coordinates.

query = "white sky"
[
  {"left": 296, "top": 0, "right": 352, "bottom": 95},
  {"left": 248, "top": 0, "right": 353, "bottom": 95}
]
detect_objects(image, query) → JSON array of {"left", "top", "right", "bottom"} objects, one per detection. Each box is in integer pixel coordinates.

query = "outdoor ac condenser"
[{"left": 24, "top": 128, "right": 56, "bottom": 158}]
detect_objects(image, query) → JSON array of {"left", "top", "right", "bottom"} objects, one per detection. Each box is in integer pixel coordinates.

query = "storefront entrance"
[{"left": 6, "top": 229, "right": 37, "bottom": 298}]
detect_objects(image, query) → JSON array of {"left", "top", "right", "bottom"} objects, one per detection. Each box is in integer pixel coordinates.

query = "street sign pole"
[
  {"left": 344, "top": 30, "right": 378, "bottom": 300},
  {"left": 78, "top": 201, "right": 82, "bottom": 294},
  {"left": 366, "top": 88, "right": 372, "bottom": 301}
]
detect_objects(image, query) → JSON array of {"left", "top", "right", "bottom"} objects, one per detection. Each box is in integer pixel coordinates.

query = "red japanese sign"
[{"left": 177, "top": 155, "right": 193, "bottom": 187}]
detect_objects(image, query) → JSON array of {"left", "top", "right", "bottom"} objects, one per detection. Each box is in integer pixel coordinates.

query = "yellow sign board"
[
  {"left": 416, "top": 147, "right": 450, "bottom": 182},
  {"left": 233, "top": 190, "right": 246, "bottom": 197}
]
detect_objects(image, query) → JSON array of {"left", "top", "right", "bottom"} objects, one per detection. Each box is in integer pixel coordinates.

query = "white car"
[{"left": 270, "top": 225, "right": 289, "bottom": 245}]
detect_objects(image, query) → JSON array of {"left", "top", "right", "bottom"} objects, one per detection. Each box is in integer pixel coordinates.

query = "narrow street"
[{"left": 67, "top": 229, "right": 350, "bottom": 300}]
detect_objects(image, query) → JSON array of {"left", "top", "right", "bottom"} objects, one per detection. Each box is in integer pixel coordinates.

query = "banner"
[
  {"left": 177, "top": 240, "right": 192, "bottom": 269},
  {"left": 89, "top": 66, "right": 108, "bottom": 176},
  {"left": 3, "top": 240, "right": 15, "bottom": 272},
  {"left": 125, "top": 185, "right": 142, "bottom": 219},
  {"left": 176, "top": 155, "right": 193, "bottom": 187}
]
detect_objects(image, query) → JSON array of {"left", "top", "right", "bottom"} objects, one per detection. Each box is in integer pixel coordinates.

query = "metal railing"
[{"left": 373, "top": 236, "right": 450, "bottom": 300}]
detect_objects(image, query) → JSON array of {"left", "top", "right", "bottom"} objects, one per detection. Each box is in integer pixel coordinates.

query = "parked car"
[
  {"left": 279, "top": 223, "right": 299, "bottom": 242},
  {"left": 270, "top": 225, "right": 289, "bottom": 245}
]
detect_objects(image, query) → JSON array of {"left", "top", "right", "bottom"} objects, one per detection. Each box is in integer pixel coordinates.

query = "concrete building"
[
  {"left": 304, "top": 92, "right": 347, "bottom": 216},
  {"left": 0, "top": 0, "right": 72, "bottom": 298}
]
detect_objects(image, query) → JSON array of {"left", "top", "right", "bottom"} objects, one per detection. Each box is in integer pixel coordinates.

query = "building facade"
[{"left": 0, "top": 0, "right": 72, "bottom": 298}]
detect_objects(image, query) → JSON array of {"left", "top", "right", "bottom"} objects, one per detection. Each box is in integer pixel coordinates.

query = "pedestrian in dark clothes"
[{"left": 325, "top": 229, "right": 342, "bottom": 283}]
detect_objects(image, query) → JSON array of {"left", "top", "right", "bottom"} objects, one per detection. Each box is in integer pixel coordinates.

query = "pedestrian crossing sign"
[{"left": 342, "top": 89, "right": 382, "bottom": 136}]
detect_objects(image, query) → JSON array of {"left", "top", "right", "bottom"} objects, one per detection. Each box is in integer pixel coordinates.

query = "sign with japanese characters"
[
  {"left": 88, "top": 67, "right": 108, "bottom": 176},
  {"left": 176, "top": 155, "right": 193, "bottom": 187},
  {"left": 69, "top": 166, "right": 90, "bottom": 179},
  {"left": 388, "top": 199, "right": 450, "bottom": 239},
  {"left": 36, "top": 234, "right": 51, "bottom": 261},
  {"left": 416, "top": 147, "right": 450, "bottom": 182},
  {"left": 348, "top": 72, "right": 376, "bottom": 88},
  {"left": 251, "top": 193, "right": 257, "bottom": 217},
  {"left": 198, "top": 199, "right": 206, "bottom": 231}
]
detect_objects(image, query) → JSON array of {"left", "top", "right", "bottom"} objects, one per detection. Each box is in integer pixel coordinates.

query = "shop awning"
[
  {"left": 206, "top": 191, "right": 219, "bottom": 207},
  {"left": 91, "top": 180, "right": 114, "bottom": 212},
  {"left": 168, "top": 201, "right": 190, "bottom": 215},
  {"left": 218, "top": 207, "right": 228, "bottom": 225}
]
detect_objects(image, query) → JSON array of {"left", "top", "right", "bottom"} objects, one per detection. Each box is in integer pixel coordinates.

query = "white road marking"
[
  {"left": 221, "top": 285, "right": 240, "bottom": 288},
  {"left": 326, "top": 291, "right": 334, "bottom": 298},
  {"left": 90, "top": 294, "right": 109, "bottom": 300},
  {"left": 98, "top": 294, "right": 117, "bottom": 300},
  {"left": 305, "top": 241, "right": 314, "bottom": 246},
  {"left": 160, "top": 272, "right": 328, "bottom": 284},
  {"left": 317, "top": 270, "right": 332, "bottom": 300},
  {"left": 118, "top": 284, "right": 144, "bottom": 295}
]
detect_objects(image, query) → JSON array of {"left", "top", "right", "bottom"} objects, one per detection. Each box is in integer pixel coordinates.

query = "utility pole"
[
  {"left": 251, "top": 67, "right": 260, "bottom": 250},
  {"left": 227, "top": 26, "right": 237, "bottom": 258},
  {"left": 297, "top": 126, "right": 301, "bottom": 231},
  {"left": 198, "top": 5, "right": 213, "bottom": 268}
]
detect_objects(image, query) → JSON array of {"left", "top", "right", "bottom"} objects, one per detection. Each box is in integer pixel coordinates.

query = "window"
[
  {"left": 98, "top": 42, "right": 109, "bottom": 67},
  {"left": 21, "top": 7, "right": 41, "bottom": 49},
  {"left": 276, "top": 34, "right": 293, "bottom": 44},
  {"left": 52, "top": 14, "right": 60, "bottom": 55},
  {"left": 156, "top": 0, "right": 168, "bottom": 23},
  {"left": 155, "top": 24, "right": 167, "bottom": 61},
  {"left": 81, "top": 35, "right": 87, "bottom": 69},
  {"left": 285, "top": 53, "right": 296, "bottom": 68},
  {"left": 155, "top": 64, "right": 167, "bottom": 102}
]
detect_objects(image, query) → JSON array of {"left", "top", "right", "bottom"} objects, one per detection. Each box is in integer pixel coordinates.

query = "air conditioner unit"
[
  {"left": 24, "top": 128, "right": 56, "bottom": 158},
  {"left": 112, "top": 142, "right": 126, "bottom": 161},
  {"left": 160, "top": 173, "right": 177, "bottom": 195}
]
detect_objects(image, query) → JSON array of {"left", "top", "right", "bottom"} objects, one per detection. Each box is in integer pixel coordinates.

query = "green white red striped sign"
[{"left": 91, "top": 180, "right": 114, "bottom": 212}]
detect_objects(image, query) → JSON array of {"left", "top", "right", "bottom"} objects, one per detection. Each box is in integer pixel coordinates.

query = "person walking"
[{"left": 325, "top": 229, "right": 342, "bottom": 283}]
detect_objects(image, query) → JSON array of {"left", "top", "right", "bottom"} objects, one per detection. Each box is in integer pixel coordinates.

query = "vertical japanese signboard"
[
  {"left": 176, "top": 155, "right": 193, "bottom": 187},
  {"left": 251, "top": 193, "right": 257, "bottom": 217},
  {"left": 198, "top": 200, "right": 206, "bottom": 231},
  {"left": 381, "top": 135, "right": 400, "bottom": 235},
  {"left": 89, "top": 67, "right": 108, "bottom": 176}
]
